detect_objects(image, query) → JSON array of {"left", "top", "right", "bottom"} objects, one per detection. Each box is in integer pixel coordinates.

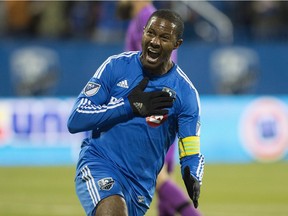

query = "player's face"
[{"left": 140, "top": 17, "right": 182, "bottom": 75}]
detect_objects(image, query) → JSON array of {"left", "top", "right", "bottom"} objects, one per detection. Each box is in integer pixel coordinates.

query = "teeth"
[
  {"left": 147, "top": 48, "right": 160, "bottom": 61},
  {"left": 148, "top": 48, "right": 158, "bottom": 54}
]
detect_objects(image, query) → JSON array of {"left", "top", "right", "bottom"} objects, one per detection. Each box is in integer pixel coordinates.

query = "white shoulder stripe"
[
  {"left": 176, "top": 67, "right": 195, "bottom": 89},
  {"left": 176, "top": 67, "right": 201, "bottom": 115},
  {"left": 93, "top": 51, "right": 138, "bottom": 79}
]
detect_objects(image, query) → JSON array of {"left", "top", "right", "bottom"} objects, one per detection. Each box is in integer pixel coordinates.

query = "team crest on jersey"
[
  {"left": 137, "top": 196, "right": 146, "bottom": 203},
  {"left": 146, "top": 114, "right": 168, "bottom": 127},
  {"left": 97, "top": 177, "right": 115, "bottom": 191},
  {"left": 83, "top": 82, "right": 101, "bottom": 97},
  {"left": 162, "top": 87, "right": 176, "bottom": 101}
]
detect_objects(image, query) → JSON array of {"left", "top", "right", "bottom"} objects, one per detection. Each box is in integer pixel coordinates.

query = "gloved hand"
[
  {"left": 128, "top": 77, "right": 173, "bottom": 116},
  {"left": 183, "top": 166, "right": 201, "bottom": 208}
]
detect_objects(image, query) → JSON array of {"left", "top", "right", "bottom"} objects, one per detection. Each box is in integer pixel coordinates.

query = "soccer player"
[
  {"left": 67, "top": 9, "right": 204, "bottom": 216},
  {"left": 116, "top": 1, "right": 203, "bottom": 215}
]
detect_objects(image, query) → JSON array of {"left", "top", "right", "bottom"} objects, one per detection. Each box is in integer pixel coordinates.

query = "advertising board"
[{"left": 1, "top": 96, "right": 288, "bottom": 165}]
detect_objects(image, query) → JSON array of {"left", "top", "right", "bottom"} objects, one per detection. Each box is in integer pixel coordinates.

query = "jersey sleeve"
[
  {"left": 67, "top": 57, "right": 133, "bottom": 134},
  {"left": 177, "top": 87, "right": 201, "bottom": 139},
  {"left": 177, "top": 86, "right": 201, "bottom": 160},
  {"left": 177, "top": 86, "right": 204, "bottom": 183}
]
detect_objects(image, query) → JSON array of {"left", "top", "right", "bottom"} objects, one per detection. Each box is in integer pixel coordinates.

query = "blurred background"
[{"left": 0, "top": 1, "right": 288, "bottom": 216}]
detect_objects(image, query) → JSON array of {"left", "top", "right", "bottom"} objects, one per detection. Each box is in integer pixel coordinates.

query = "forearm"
[
  {"left": 178, "top": 136, "right": 204, "bottom": 182},
  {"left": 180, "top": 154, "right": 205, "bottom": 183},
  {"left": 178, "top": 136, "right": 205, "bottom": 208},
  {"left": 67, "top": 97, "right": 133, "bottom": 133}
]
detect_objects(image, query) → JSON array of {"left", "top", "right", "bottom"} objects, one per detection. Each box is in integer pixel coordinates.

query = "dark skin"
[
  {"left": 140, "top": 16, "right": 183, "bottom": 76},
  {"left": 95, "top": 195, "right": 127, "bottom": 216},
  {"left": 94, "top": 16, "right": 183, "bottom": 216}
]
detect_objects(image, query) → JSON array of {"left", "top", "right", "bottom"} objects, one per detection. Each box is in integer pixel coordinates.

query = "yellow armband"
[{"left": 178, "top": 136, "right": 200, "bottom": 159}]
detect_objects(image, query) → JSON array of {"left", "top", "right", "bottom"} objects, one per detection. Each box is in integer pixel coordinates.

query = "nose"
[{"left": 150, "top": 36, "right": 160, "bottom": 47}]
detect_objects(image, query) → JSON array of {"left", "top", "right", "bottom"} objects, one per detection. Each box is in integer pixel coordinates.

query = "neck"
[
  {"left": 161, "top": 60, "right": 174, "bottom": 75},
  {"left": 144, "top": 60, "right": 174, "bottom": 76}
]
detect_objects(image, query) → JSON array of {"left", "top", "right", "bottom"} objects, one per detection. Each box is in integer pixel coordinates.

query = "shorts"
[{"left": 75, "top": 163, "right": 146, "bottom": 216}]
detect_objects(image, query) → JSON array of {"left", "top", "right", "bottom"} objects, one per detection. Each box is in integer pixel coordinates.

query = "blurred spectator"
[
  {"left": 68, "top": 1, "right": 101, "bottom": 39},
  {"left": 36, "top": 1, "right": 70, "bottom": 39},
  {"left": 170, "top": 2, "right": 206, "bottom": 42},
  {"left": 0, "top": 1, "right": 6, "bottom": 36},
  {"left": 249, "top": 1, "right": 288, "bottom": 41},
  {"left": 1, "top": 1, "right": 288, "bottom": 42},
  {"left": 222, "top": 1, "right": 288, "bottom": 42},
  {"left": 4, "top": 0, "right": 35, "bottom": 37},
  {"left": 92, "top": 1, "right": 127, "bottom": 43}
]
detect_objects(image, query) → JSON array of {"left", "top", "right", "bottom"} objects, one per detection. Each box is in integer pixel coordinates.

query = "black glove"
[
  {"left": 128, "top": 77, "right": 173, "bottom": 116},
  {"left": 183, "top": 166, "right": 201, "bottom": 208}
]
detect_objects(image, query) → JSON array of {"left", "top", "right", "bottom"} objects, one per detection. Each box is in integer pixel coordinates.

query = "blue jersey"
[{"left": 68, "top": 51, "right": 201, "bottom": 211}]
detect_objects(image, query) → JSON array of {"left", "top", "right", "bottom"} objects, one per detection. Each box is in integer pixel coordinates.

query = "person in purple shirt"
[{"left": 117, "top": 1, "right": 202, "bottom": 216}]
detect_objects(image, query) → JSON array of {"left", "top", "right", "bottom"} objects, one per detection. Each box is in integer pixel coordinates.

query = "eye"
[
  {"left": 160, "top": 35, "right": 170, "bottom": 42},
  {"left": 162, "top": 36, "right": 170, "bottom": 41},
  {"left": 146, "top": 30, "right": 155, "bottom": 37}
]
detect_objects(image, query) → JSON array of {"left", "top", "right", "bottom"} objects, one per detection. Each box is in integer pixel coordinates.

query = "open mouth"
[{"left": 147, "top": 49, "right": 160, "bottom": 63}]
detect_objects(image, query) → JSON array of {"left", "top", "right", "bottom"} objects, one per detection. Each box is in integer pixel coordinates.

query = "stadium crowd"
[{"left": 0, "top": 1, "right": 288, "bottom": 43}]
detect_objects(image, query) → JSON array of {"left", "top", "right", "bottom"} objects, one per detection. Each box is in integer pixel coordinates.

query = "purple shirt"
[{"left": 125, "top": 4, "right": 177, "bottom": 62}]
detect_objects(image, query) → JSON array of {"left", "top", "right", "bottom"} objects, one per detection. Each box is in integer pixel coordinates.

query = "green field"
[{"left": 0, "top": 163, "right": 287, "bottom": 216}]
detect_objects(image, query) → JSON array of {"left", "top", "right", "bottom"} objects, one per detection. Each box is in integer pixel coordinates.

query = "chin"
[
  {"left": 143, "top": 62, "right": 160, "bottom": 72},
  {"left": 141, "top": 55, "right": 162, "bottom": 73}
]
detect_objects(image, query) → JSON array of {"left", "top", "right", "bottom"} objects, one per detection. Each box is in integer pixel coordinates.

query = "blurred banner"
[
  {"left": 0, "top": 96, "right": 288, "bottom": 166},
  {"left": 1, "top": 40, "right": 288, "bottom": 96},
  {"left": 201, "top": 95, "right": 288, "bottom": 163},
  {"left": 0, "top": 98, "right": 85, "bottom": 166}
]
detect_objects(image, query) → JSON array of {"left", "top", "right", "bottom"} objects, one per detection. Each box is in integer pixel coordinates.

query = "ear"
[{"left": 173, "top": 39, "right": 183, "bottom": 50}]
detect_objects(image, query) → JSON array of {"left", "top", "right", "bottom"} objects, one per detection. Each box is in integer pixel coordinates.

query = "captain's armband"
[{"left": 178, "top": 136, "right": 200, "bottom": 159}]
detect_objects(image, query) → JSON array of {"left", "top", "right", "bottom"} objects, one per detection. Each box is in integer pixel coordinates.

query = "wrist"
[
  {"left": 180, "top": 154, "right": 205, "bottom": 183},
  {"left": 124, "top": 97, "right": 135, "bottom": 118}
]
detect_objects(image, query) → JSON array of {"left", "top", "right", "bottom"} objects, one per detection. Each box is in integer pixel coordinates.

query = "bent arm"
[
  {"left": 67, "top": 96, "right": 133, "bottom": 134},
  {"left": 67, "top": 56, "right": 134, "bottom": 134}
]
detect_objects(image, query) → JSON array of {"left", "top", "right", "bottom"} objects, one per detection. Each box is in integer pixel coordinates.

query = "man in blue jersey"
[
  {"left": 117, "top": 1, "right": 203, "bottom": 216},
  {"left": 68, "top": 9, "right": 204, "bottom": 216}
]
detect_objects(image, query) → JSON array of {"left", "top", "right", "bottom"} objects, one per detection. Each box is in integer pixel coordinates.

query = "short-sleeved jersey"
[{"left": 67, "top": 51, "right": 200, "bottom": 211}]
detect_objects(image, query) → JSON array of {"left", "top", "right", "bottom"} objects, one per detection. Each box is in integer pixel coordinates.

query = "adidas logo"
[
  {"left": 133, "top": 102, "right": 143, "bottom": 112},
  {"left": 117, "top": 80, "right": 129, "bottom": 88}
]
